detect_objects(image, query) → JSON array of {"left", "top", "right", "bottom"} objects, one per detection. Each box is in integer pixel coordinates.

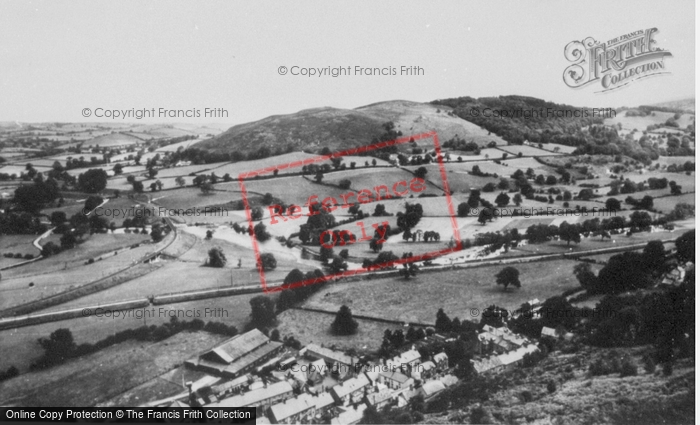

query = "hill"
[
  {"left": 193, "top": 100, "right": 509, "bottom": 159},
  {"left": 647, "top": 97, "right": 695, "bottom": 114},
  {"left": 194, "top": 107, "right": 387, "bottom": 157}
]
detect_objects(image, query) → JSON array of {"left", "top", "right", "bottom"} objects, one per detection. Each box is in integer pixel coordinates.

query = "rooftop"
[
  {"left": 379, "top": 370, "right": 412, "bottom": 384},
  {"left": 210, "top": 381, "right": 293, "bottom": 407},
  {"left": 201, "top": 329, "right": 269, "bottom": 365},
  {"left": 302, "top": 343, "right": 355, "bottom": 366},
  {"left": 331, "top": 375, "right": 370, "bottom": 398},
  {"left": 269, "top": 393, "right": 314, "bottom": 422}
]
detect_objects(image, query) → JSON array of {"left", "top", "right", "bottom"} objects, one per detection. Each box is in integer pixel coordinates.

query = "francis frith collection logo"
[{"left": 563, "top": 28, "right": 672, "bottom": 92}]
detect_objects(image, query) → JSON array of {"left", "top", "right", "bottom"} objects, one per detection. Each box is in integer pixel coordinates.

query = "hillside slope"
[
  {"left": 193, "top": 100, "right": 508, "bottom": 157},
  {"left": 194, "top": 107, "right": 387, "bottom": 155}
]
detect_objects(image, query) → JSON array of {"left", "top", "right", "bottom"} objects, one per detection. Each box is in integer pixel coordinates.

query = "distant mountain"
[
  {"left": 193, "top": 100, "right": 507, "bottom": 157},
  {"left": 647, "top": 98, "right": 695, "bottom": 113}
]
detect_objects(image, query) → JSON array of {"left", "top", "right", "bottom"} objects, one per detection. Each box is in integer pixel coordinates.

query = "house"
[
  {"left": 411, "top": 361, "right": 436, "bottom": 381},
  {"left": 390, "top": 349, "right": 421, "bottom": 372},
  {"left": 541, "top": 326, "right": 558, "bottom": 339},
  {"left": 420, "top": 380, "right": 446, "bottom": 401},
  {"left": 433, "top": 352, "right": 449, "bottom": 370},
  {"left": 330, "top": 404, "right": 367, "bottom": 425},
  {"left": 209, "top": 381, "right": 293, "bottom": 413},
  {"left": 378, "top": 370, "right": 414, "bottom": 390},
  {"left": 186, "top": 329, "right": 284, "bottom": 378},
  {"left": 440, "top": 374, "right": 459, "bottom": 388},
  {"left": 471, "top": 356, "right": 503, "bottom": 375},
  {"left": 312, "top": 392, "right": 336, "bottom": 418},
  {"left": 301, "top": 344, "right": 356, "bottom": 372},
  {"left": 211, "top": 374, "right": 250, "bottom": 397},
  {"left": 364, "top": 388, "right": 395, "bottom": 409},
  {"left": 330, "top": 375, "right": 370, "bottom": 406},
  {"left": 286, "top": 368, "right": 308, "bottom": 391},
  {"left": 269, "top": 393, "right": 315, "bottom": 424}
]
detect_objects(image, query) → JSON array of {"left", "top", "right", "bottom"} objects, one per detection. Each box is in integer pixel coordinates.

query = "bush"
[
  {"left": 547, "top": 380, "right": 557, "bottom": 393},
  {"left": 620, "top": 358, "right": 637, "bottom": 377}
]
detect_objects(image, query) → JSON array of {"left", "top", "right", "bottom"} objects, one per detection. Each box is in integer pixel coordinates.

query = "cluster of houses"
[
  {"left": 470, "top": 324, "right": 541, "bottom": 374},
  {"left": 168, "top": 329, "right": 459, "bottom": 424},
  {"left": 156, "top": 322, "right": 541, "bottom": 423}
]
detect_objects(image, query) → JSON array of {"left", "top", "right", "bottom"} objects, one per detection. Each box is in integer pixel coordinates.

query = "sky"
[{"left": 0, "top": 0, "right": 695, "bottom": 126}]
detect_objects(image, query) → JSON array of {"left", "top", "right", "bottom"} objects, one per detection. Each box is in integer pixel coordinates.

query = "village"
[{"left": 140, "top": 318, "right": 546, "bottom": 424}]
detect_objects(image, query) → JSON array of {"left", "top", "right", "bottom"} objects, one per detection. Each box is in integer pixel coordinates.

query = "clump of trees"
[{"left": 206, "top": 247, "right": 227, "bottom": 267}]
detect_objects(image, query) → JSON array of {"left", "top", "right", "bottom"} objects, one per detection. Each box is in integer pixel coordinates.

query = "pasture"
[{"left": 302, "top": 259, "right": 598, "bottom": 324}]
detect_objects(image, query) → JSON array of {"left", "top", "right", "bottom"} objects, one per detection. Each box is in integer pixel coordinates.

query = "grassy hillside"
[{"left": 195, "top": 107, "right": 387, "bottom": 156}]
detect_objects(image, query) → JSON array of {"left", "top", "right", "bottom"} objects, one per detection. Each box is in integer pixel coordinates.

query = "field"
[
  {"left": 0, "top": 290, "right": 272, "bottom": 373},
  {"left": 497, "top": 145, "right": 560, "bottom": 157},
  {"left": 0, "top": 235, "right": 39, "bottom": 268},
  {"left": 0, "top": 330, "right": 226, "bottom": 407},
  {"left": 604, "top": 111, "right": 694, "bottom": 130},
  {"left": 302, "top": 259, "right": 599, "bottom": 324},
  {"left": 275, "top": 308, "right": 406, "bottom": 354},
  {"left": 0, "top": 234, "right": 159, "bottom": 311}
]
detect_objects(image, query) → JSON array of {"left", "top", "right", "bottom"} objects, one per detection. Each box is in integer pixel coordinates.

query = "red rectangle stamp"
[{"left": 238, "top": 131, "right": 462, "bottom": 293}]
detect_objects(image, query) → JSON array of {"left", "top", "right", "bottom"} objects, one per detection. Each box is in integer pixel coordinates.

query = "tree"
[
  {"left": 283, "top": 268, "right": 305, "bottom": 287},
  {"left": 629, "top": 211, "right": 652, "bottom": 229},
  {"left": 331, "top": 305, "right": 358, "bottom": 335},
  {"left": 207, "top": 247, "right": 227, "bottom": 267},
  {"left": 435, "top": 308, "right": 452, "bottom": 333},
  {"left": 77, "top": 169, "right": 108, "bottom": 193},
  {"left": 606, "top": 198, "right": 621, "bottom": 211},
  {"left": 60, "top": 232, "right": 77, "bottom": 249},
  {"left": 260, "top": 253, "right": 277, "bottom": 271},
  {"left": 415, "top": 167, "right": 428, "bottom": 179},
  {"left": 495, "top": 192, "right": 510, "bottom": 207},
  {"left": 113, "top": 163, "right": 123, "bottom": 174},
  {"left": 132, "top": 181, "right": 144, "bottom": 193},
  {"left": 545, "top": 175, "right": 557, "bottom": 185},
  {"left": 675, "top": 230, "right": 694, "bottom": 263},
  {"left": 574, "top": 262, "right": 600, "bottom": 294},
  {"left": 50, "top": 211, "right": 67, "bottom": 226},
  {"left": 598, "top": 252, "right": 652, "bottom": 293},
  {"left": 373, "top": 204, "right": 387, "bottom": 216},
  {"left": 200, "top": 182, "right": 213, "bottom": 194},
  {"left": 559, "top": 221, "right": 581, "bottom": 246},
  {"left": 250, "top": 206, "right": 263, "bottom": 221},
  {"left": 339, "top": 179, "right": 351, "bottom": 189},
  {"left": 151, "top": 225, "right": 164, "bottom": 242},
  {"left": 37, "top": 328, "right": 76, "bottom": 366},
  {"left": 513, "top": 193, "right": 523, "bottom": 206},
  {"left": 148, "top": 167, "right": 158, "bottom": 179},
  {"left": 249, "top": 296, "right": 276, "bottom": 329},
  {"left": 254, "top": 222, "right": 271, "bottom": 242},
  {"left": 329, "top": 256, "right": 348, "bottom": 273},
  {"left": 495, "top": 266, "right": 521, "bottom": 290},
  {"left": 478, "top": 208, "right": 494, "bottom": 225}
]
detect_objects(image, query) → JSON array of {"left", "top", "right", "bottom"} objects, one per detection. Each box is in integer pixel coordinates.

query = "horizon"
[{"left": 0, "top": 94, "right": 695, "bottom": 128}]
